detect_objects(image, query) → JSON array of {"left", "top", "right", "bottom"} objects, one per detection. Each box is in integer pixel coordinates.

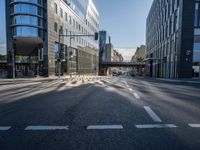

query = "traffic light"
[{"left": 94, "top": 32, "right": 98, "bottom": 40}]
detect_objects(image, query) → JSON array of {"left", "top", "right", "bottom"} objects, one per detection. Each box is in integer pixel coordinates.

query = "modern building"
[
  {"left": 0, "top": 0, "right": 99, "bottom": 78},
  {"left": 99, "top": 30, "right": 110, "bottom": 62},
  {"left": 131, "top": 45, "right": 145, "bottom": 76},
  {"left": 99, "top": 30, "right": 110, "bottom": 75},
  {"left": 99, "top": 31, "right": 124, "bottom": 75},
  {"left": 131, "top": 45, "right": 145, "bottom": 63},
  {"left": 146, "top": 0, "right": 200, "bottom": 78}
]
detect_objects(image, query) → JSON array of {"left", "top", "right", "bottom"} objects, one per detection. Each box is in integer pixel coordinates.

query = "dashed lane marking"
[
  {"left": 135, "top": 124, "right": 177, "bottom": 129},
  {"left": 25, "top": 126, "right": 69, "bottom": 131},
  {"left": 133, "top": 93, "right": 140, "bottom": 99},
  {"left": 128, "top": 88, "right": 133, "bottom": 91},
  {"left": 188, "top": 124, "right": 200, "bottom": 128},
  {"left": 0, "top": 126, "right": 11, "bottom": 131},
  {"left": 144, "top": 106, "right": 162, "bottom": 122},
  {"left": 87, "top": 125, "right": 123, "bottom": 130}
]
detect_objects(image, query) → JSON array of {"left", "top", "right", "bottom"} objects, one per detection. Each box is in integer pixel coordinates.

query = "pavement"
[
  {"left": 156, "top": 78, "right": 200, "bottom": 83},
  {"left": 0, "top": 76, "right": 200, "bottom": 150}
]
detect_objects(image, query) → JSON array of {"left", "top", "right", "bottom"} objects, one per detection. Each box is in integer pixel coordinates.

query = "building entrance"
[{"left": 15, "top": 63, "right": 38, "bottom": 77}]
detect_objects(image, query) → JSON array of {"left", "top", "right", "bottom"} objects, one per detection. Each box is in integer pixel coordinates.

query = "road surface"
[{"left": 0, "top": 76, "right": 200, "bottom": 150}]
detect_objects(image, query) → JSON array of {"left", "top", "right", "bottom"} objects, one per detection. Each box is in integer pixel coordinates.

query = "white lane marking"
[
  {"left": 135, "top": 124, "right": 177, "bottom": 129},
  {"left": 188, "top": 124, "right": 200, "bottom": 128},
  {"left": 128, "top": 88, "right": 133, "bottom": 91},
  {"left": 87, "top": 125, "right": 123, "bottom": 130},
  {"left": 0, "top": 126, "right": 11, "bottom": 131},
  {"left": 126, "top": 84, "right": 130, "bottom": 88},
  {"left": 144, "top": 106, "right": 162, "bottom": 122},
  {"left": 25, "top": 126, "right": 69, "bottom": 130},
  {"left": 133, "top": 93, "right": 140, "bottom": 99}
]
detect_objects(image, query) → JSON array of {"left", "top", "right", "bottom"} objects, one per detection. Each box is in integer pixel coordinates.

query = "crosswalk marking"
[
  {"left": 87, "top": 125, "right": 123, "bottom": 130},
  {"left": 128, "top": 88, "right": 133, "bottom": 91},
  {"left": 25, "top": 126, "right": 69, "bottom": 130},
  {"left": 144, "top": 106, "right": 162, "bottom": 122},
  {"left": 188, "top": 124, "right": 200, "bottom": 128},
  {"left": 133, "top": 93, "right": 140, "bottom": 99},
  {"left": 135, "top": 124, "right": 177, "bottom": 129},
  {"left": 0, "top": 126, "right": 11, "bottom": 131}
]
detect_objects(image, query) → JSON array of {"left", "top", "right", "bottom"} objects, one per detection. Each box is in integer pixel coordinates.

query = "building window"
[
  {"left": 54, "top": 42, "right": 59, "bottom": 59},
  {"left": 60, "top": 26, "right": 63, "bottom": 34},
  {"left": 73, "top": 19, "right": 75, "bottom": 27},
  {"left": 195, "top": 3, "right": 199, "bottom": 27},
  {"left": 65, "top": 12, "right": 68, "bottom": 21},
  {"left": 65, "top": 29, "right": 68, "bottom": 35},
  {"left": 60, "top": 8, "right": 63, "bottom": 18},
  {"left": 194, "top": 28, "right": 200, "bottom": 35},
  {"left": 54, "top": 22, "right": 58, "bottom": 32},
  {"left": 54, "top": 3, "right": 57, "bottom": 14},
  {"left": 69, "top": 16, "right": 72, "bottom": 24}
]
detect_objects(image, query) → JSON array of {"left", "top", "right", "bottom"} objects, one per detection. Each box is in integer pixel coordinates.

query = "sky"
[{"left": 93, "top": 0, "right": 153, "bottom": 60}]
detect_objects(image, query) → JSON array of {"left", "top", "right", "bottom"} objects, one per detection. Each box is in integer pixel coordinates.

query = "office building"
[
  {"left": 131, "top": 45, "right": 146, "bottom": 76},
  {"left": 0, "top": 0, "right": 99, "bottom": 78},
  {"left": 146, "top": 0, "right": 200, "bottom": 78}
]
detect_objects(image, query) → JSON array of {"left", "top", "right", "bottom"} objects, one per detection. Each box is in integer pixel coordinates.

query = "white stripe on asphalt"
[
  {"left": 126, "top": 84, "right": 130, "bottom": 88},
  {"left": 25, "top": 126, "right": 69, "bottom": 130},
  {"left": 188, "top": 124, "right": 200, "bottom": 128},
  {"left": 135, "top": 124, "right": 177, "bottom": 129},
  {"left": 128, "top": 88, "right": 133, "bottom": 91},
  {"left": 0, "top": 126, "right": 11, "bottom": 131},
  {"left": 133, "top": 93, "right": 140, "bottom": 99},
  {"left": 144, "top": 106, "right": 162, "bottom": 122},
  {"left": 87, "top": 125, "right": 123, "bottom": 130}
]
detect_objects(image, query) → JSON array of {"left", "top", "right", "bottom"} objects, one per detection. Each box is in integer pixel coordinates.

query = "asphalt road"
[{"left": 0, "top": 76, "right": 200, "bottom": 150}]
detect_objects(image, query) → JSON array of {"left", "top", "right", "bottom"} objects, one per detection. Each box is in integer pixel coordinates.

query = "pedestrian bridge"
[{"left": 101, "top": 62, "right": 145, "bottom": 68}]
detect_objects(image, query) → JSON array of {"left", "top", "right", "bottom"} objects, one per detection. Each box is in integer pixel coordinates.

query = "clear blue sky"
[{"left": 93, "top": 0, "right": 153, "bottom": 49}]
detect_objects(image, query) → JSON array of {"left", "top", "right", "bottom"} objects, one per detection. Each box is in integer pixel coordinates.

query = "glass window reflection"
[{"left": 13, "top": 26, "right": 43, "bottom": 37}]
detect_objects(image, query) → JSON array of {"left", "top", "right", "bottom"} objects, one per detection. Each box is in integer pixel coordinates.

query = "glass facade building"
[
  {"left": 0, "top": 0, "right": 99, "bottom": 78},
  {"left": 67, "top": 0, "right": 89, "bottom": 20},
  {"left": 146, "top": 0, "right": 199, "bottom": 78},
  {"left": 0, "top": 0, "right": 7, "bottom": 78}
]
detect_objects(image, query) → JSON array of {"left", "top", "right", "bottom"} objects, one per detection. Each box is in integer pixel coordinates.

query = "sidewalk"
[
  {"left": 156, "top": 78, "right": 200, "bottom": 84},
  {"left": 0, "top": 75, "right": 103, "bottom": 85},
  {"left": 0, "top": 76, "right": 70, "bottom": 85}
]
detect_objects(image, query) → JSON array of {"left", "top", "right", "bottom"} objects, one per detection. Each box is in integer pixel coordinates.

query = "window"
[
  {"left": 54, "top": 22, "right": 57, "bottom": 32},
  {"left": 195, "top": 3, "right": 199, "bottom": 27},
  {"left": 69, "top": 16, "right": 72, "bottom": 24},
  {"left": 65, "top": 12, "right": 68, "bottom": 21},
  {"left": 194, "top": 28, "right": 200, "bottom": 35},
  {"left": 54, "top": 42, "right": 59, "bottom": 59},
  {"left": 54, "top": 3, "right": 57, "bottom": 14},
  {"left": 65, "top": 29, "right": 68, "bottom": 35},
  {"left": 60, "top": 8, "right": 63, "bottom": 18},
  {"left": 73, "top": 19, "right": 75, "bottom": 27},
  {"left": 60, "top": 26, "right": 63, "bottom": 34},
  {"left": 194, "top": 43, "right": 200, "bottom": 51}
]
